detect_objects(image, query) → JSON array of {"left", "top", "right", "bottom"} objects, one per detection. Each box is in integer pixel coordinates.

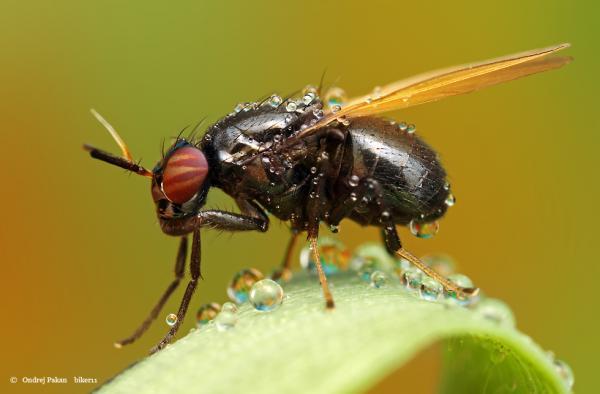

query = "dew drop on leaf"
[
  {"left": 299, "top": 237, "right": 349, "bottom": 275},
  {"left": 370, "top": 270, "right": 388, "bottom": 288},
  {"left": 475, "top": 298, "right": 515, "bottom": 328},
  {"left": 419, "top": 277, "right": 443, "bottom": 301},
  {"left": 249, "top": 279, "right": 284, "bottom": 312},
  {"left": 227, "top": 268, "right": 264, "bottom": 304},
  {"left": 196, "top": 303, "right": 221, "bottom": 328},
  {"left": 215, "top": 311, "right": 238, "bottom": 331}
]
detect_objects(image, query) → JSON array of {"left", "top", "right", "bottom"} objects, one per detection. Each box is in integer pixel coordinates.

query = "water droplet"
[
  {"left": 273, "top": 134, "right": 283, "bottom": 143},
  {"left": 310, "top": 166, "right": 317, "bottom": 174},
  {"left": 227, "top": 268, "right": 265, "bottom": 304},
  {"left": 419, "top": 277, "right": 443, "bottom": 301},
  {"left": 165, "top": 313, "right": 178, "bottom": 327},
  {"left": 325, "top": 87, "right": 347, "bottom": 108},
  {"left": 443, "top": 182, "right": 450, "bottom": 191},
  {"left": 421, "top": 254, "right": 456, "bottom": 277},
  {"left": 221, "top": 302, "right": 238, "bottom": 314},
  {"left": 249, "top": 279, "right": 284, "bottom": 312},
  {"left": 234, "top": 103, "right": 245, "bottom": 113},
  {"left": 329, "top": 224, "right": 339, "bottom": 233},
  {"left": 331, "top": 104, "right": 342, "bottom": 113},
  {"left": 380, "top": 211, "right": 391, "bottom": 221},
  {"left": 313, "top": 108, "right": 324, "bottom": 119},
  {"left": 302, "top": 92, "right": 316, "bottom": 105},
  {"left": 553, "top": 358, "right": 575, "bottom": 390},
  {"left": 285, "top": 101, "right": 297, "bottom": 112},
  {"left": 365, "top": 97, "right": 373, "bottom": 104},
  {"left": 393, "top": 257, "right": 411, "bottom": 277},
  {"left": 241, "top": 165, "right": 247, "bottom": 170},
  {"left": 445, "top": 193, "right": 456, "bottom": 207},
  {"left": 445, "top": 273, "right": 478, "bottom": 306},
  {"left": 299, "top": 237, "right": 350, "bottom": 275},
  {"left": 402, "top": 268, "right": 423, "bottom": 290},
  {"left": 349, "top": 192, "right": 357, "bottom": 202},
  {"left": 475, "top": 298, "right": 515, "bottom": 327},
  {"left": 196, "top": 303, "right": 221, "bottom": 327},
  {"left": 406, "top": 124, "right": 416, "bottom": 134},
  {"left": 203, "top": 134, "right": 212, "bottom": 141},
  {"left": 398, "top": 122, "right": 408, "bottom": 131},
  {"left": 348, "top": 175, "right": 360, "bottom": 187},
  {"left": 409, "top": 220, "right": 440, "bottom": 239},
  {"left": 320, "top": 151, "right": 329, "bottom": 160},
  {"left": 340, "top": 117, "right": 351, "bottom": 126},
  {"left": 215, "top": 311, "right": 238, "bottom": 331},
  {"left": 350, "top": 243, "right": 396, "bottom": 281},
  {"left": 269, "top": 95, "right": 282, "bottom": 107},
  {"left": 448, "top": 273, "right": 473, "bottom": 288},
  {"left": 370, "top": 270, "right": 388, "bottom": 288}
]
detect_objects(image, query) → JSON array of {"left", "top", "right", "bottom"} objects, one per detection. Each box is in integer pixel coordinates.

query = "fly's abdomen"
[{"left": 339, "top": 117, "right": 450, "bottom": 225}]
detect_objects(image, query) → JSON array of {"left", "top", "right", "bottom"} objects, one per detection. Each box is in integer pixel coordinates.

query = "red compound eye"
[{"left": 162, "top": 147, "right": 209, "bottom": 204}]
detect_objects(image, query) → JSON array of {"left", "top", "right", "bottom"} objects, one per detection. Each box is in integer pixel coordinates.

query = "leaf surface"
[{"left": 98, "top": 272, "right": 569, "bottom": 394}]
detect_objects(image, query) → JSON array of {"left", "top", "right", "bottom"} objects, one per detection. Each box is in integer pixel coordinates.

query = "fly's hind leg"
[
  {"left": 380, "top": 216, "right": 479, "bottom": 300},
  {"left": 335, "top": 175, "right": 480, "bottom": 300}
]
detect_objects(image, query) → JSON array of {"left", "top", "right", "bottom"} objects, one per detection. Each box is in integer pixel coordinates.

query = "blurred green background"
[{"left": 1, "top": 1, "right": 597, "bottom": 393}]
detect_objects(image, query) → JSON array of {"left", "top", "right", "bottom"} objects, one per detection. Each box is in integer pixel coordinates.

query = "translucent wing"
[{"left": 293, "top": 43, "right": 571, "bottom": 141}]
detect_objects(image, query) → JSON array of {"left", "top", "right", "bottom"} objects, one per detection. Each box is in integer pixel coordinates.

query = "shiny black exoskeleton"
[{"left": 200, "top": 94, "right": 450, "bottom": 236}]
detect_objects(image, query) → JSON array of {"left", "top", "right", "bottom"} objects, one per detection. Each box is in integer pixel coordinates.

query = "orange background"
[{"left": 0, "top": 1, "right": 597, "bottom": 393}]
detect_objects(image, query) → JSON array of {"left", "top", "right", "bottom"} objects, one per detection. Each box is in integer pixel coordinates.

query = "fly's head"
[{"left": 151, "top": 139, "right": 211, "bottom": 220}]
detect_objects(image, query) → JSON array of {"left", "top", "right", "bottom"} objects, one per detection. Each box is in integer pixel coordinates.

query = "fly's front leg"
[
  {"left": 160, "top": 209, "right": 269, "bottom": 236},
  {"left": 236, "top": 198, "right": 270, "bottom": 231},
  {"left": 150, "top": 230, "right": 201, "bottom": 354},
  {"left": 149, "top": 208, "right": 269, "bottom": 353}
]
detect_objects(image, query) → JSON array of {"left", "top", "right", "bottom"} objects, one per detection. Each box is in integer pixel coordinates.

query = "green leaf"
[{"left": 97, "top": 272, "right": 570, "bottom": 394}]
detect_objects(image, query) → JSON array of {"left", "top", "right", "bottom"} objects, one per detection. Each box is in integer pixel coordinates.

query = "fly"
[{"left": 84, "top": 43, "right": 571, "bottom": 353}]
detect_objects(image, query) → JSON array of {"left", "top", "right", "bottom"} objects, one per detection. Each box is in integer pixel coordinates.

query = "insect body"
[
  {"left": 208, "top": 110, "right": 448, "bottom": 230},
  {"left": 84, "top": 44, "right": 571, "bottom": 353}
]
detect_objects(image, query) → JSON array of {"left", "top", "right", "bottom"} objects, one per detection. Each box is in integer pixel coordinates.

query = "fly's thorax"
[{"left": 201, "top": 93, "right": 324, "bottom": 198}]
